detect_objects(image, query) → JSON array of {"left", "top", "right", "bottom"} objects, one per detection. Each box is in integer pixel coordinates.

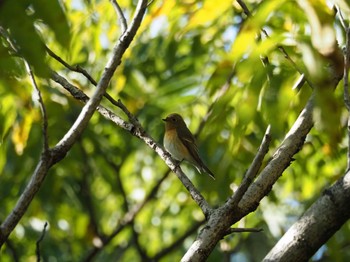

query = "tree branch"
[
  {"left": 52, "top": 70, "right": 212, "bottom": 217},
  {"left": 343, "top": 27, "right": 350, "bottom": 171},
  {"left": 263, "top": 170, "right": 350, "bottom": 262},
  {"left": 82, "top": 170, "right": 171, "bottom": 261},
  {"left": 115, "top": 99, "right": 213, "bottom": 217},
  {"left": 181, "top": 88, "right": 314, "bottom": 262},
  {"left": 110, "top": 0, "right": 128, "bottom": 33},
  {"left": 224, "top": 227, "right": 263, "bottom": 235},
  {"left": 46, "top": 46, "right": 97, "bottom": 86},
  {"left": 0, "top": 0, "right": 148, "bottom": 247},
  {"left": 24, "top": 61, "right": 50, "bottom": 152},
  {"left": 51, "top": 0, "right": 148, "bottom": 161},
  {"left": 226, "top": 125, "right": 271, "bottom": 208},
  {"left": 36, "top": 222, "right": 48, "bottom": 262}
]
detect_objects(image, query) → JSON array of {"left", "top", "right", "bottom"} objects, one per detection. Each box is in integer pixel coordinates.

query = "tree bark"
[{"left": 263, "top": 171, "right": 350, "bottom": 262}]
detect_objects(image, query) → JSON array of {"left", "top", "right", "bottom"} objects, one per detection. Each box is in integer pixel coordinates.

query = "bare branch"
[
  {"left": 0, "top": 0, "right": 148, "bottom": 247},
  {"left": 0, "top": 27, "right": 49, "bottom": 152},
  {"left": 52, "top": 70, "right": 212, "bottom": 218},
  {"left": 335, "top": 5, "right": 348, "bottom": 30},
  {"left": 343, "top": 27, "right": 350, "bottom": 171},
  {"left": 36, "top": 222, "right": 48, "bottom": 262},
  {"left": 4, "top": 239, "right": 19, "bottom": 262},
  {"left": 52, "top": 0, "right": 148, "bottom": 159},
  {"left": 24, "top": 62, "right": 49, "bottom": 152},
  {"left": 47, "top": 46, "right": 131, "bottom": 112},
  {"left": 263, "top": 170, "right": 350, "bottom": 261},
  {"left": 224, "top": 227, "right": 263, "bottom": 235},
  {"left": 226, "top": 125, "right": 271, "bottom": 209},
  {"left": 236, "top": 0, "right": 251, "bottom": 16},
  {"left": 110, "top": 0, "right": 128, "bottom": 33},
  {"left": 46, "top": 46, "right": 97, "bottom": 86}
]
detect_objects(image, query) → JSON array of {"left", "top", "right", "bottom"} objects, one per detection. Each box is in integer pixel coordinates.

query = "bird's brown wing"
[
  {"left": 178, "top": 126, "right": 200, "bottom": 158},
  {"left": 178, "top": 126, "right": 215, "bottom": 179}
]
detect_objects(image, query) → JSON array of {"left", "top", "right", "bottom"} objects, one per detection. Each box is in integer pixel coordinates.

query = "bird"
[{"left": 162, "top": 113, "right": 215, "bottom": 180}]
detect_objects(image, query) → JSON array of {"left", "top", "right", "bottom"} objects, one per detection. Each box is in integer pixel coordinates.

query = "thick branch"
[
  {"left": 238, "top": 98, "right": 313, "bottom": 212},
  {"left": 263, "top": 171, "right": 350, "bottom": 261},
  {"left": 181, "top": 90, "right": 314, "bottom": 262}
]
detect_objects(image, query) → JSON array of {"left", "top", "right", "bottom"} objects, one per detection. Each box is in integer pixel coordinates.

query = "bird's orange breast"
[{"left": 164, "top": 129, "right": 191, "bottom": 161}]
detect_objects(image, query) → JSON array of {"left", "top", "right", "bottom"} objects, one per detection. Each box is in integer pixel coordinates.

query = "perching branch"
[
  {"left": 115, "top": 98, "right": 213, "bottom": 217},
  {"left": 51, "top": 70, "right": 212, "bottom": 218}
]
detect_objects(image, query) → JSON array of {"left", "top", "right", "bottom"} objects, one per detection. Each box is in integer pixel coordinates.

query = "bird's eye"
[{"left": 172, "top": 118, "right": 176, "bottom": 122}]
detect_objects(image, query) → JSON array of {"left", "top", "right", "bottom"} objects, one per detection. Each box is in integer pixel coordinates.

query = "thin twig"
[
  {"left": 110, "top": 0, "right": 128, "bottom": 33},
  {"left": 236, "top": 0, "right": 251, "bottom": 16},
  {"left": 1, "top": 27, "right": 49, "bottom": 152},
  {"left": 4, "top": 239, "right": 19, "bottom": 262},
  {"left": 77, "top": 142, "right": 103, "bottom": 239},
  {"left": 46, "top": 46, "right": 97, "bottom": 86},
  {"left": 335, "top": 5, "right": 348, "bottom": 30},
  {"left": 224, "top": 227, "right": 263, "bottom": 236},
  {"left": 46, "top": 46, "right": 127, "bottom": 110},
  {"left": 339, "top": 1, "right": 350, "bottom": 171},
  {"left": 51, "top": 71, "right": 134, "bottom": 131},
  {"left": 343, "top": 30, "right": 350, "bottom": 111},
  {"left": 36, "top": 222, "right": 48, "bottom": 262},
  {"left": 24, "top": 62, "right": 50, "bottom": 153},
  {"left": 226, "top": 125, "right": 271, "bottom": 209},
  {"left": 343, "top": 27, "right": 350, "bottom": 171}
]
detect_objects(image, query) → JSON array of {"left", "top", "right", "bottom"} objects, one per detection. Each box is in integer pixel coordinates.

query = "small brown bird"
[{"left": 163, "top": 113, "right": 215, "bottom": 180}]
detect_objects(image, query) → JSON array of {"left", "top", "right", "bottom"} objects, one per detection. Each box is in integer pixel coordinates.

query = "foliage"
[{"left": 1, "top": 0, "right": 350, "bottom": 261}]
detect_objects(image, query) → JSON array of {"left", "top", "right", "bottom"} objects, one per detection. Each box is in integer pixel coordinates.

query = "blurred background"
[{"left": 1, "top": 0, "right": 349, "bottom": 261}]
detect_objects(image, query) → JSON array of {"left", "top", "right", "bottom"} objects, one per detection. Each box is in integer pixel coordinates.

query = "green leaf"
[
  {"left": 0, "top": 0, "right": 49, "bottom": 77},
  {"left": 30, "top": 0, "right": 71, "bottom": 47}
]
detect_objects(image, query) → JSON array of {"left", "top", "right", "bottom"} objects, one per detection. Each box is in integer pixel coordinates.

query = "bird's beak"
[{"left": 162, "top": 118, "right": 167, "bottom": 122}]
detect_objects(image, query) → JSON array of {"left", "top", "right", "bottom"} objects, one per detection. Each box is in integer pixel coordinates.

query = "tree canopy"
[{"left": 1, "top": 0, "right": 350, "bottom": 261}]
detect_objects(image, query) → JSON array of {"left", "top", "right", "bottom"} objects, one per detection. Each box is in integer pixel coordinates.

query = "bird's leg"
[{"left": 174, "top": 159, "right": 183, "bottom": 168}]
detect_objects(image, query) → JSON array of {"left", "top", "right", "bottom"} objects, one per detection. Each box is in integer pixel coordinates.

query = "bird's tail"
[{"left": 197, "top": 164, "right": 215, "bottom": 180}]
